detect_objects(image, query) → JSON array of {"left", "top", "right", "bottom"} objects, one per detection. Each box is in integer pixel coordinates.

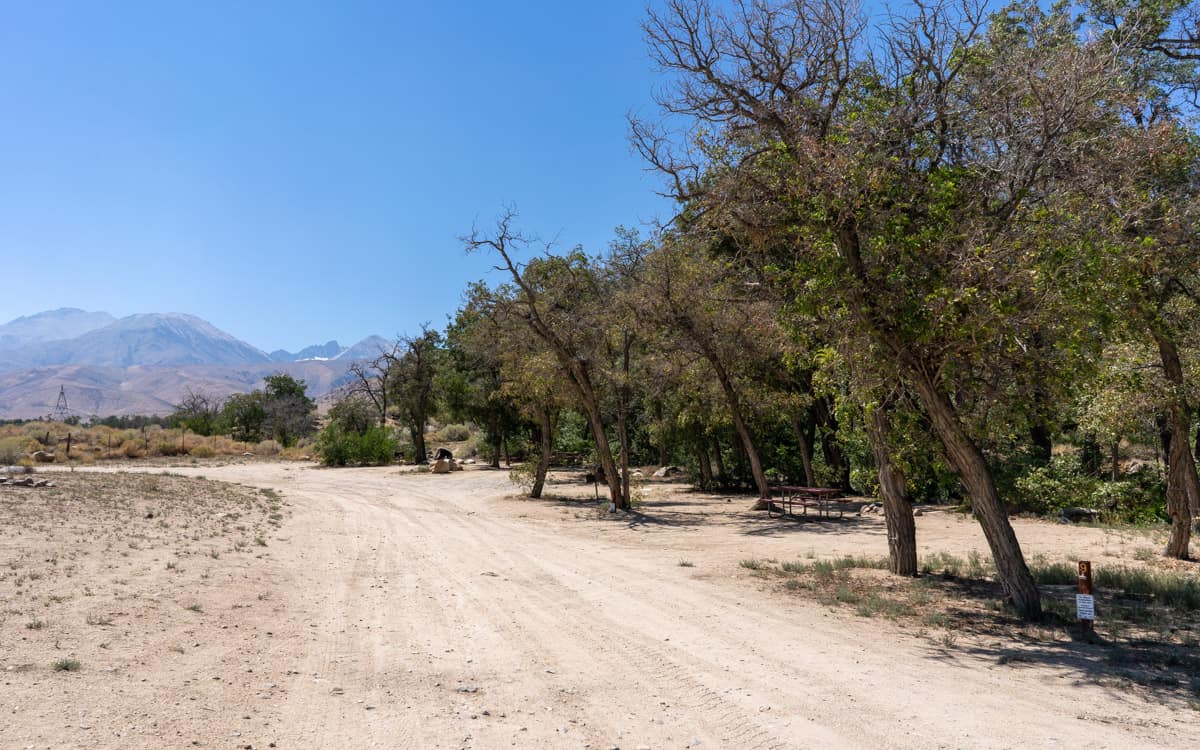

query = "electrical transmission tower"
[{"left": 52, "top": 385, "right": 69, "bottom": 422}]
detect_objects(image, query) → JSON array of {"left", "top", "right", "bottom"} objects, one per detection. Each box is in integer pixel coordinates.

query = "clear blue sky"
[{"left": 0, "top": 1, "right": 671, "bottom": 351}]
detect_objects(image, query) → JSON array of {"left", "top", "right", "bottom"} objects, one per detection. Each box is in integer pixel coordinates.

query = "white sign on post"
[{"left": 1076, "top": 593, "right": 1095, "bottom": 620}]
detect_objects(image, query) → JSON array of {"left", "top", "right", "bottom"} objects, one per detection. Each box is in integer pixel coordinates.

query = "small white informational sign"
[{"left": 1076, "top": 593, "right": 1095, "bottom": 620}]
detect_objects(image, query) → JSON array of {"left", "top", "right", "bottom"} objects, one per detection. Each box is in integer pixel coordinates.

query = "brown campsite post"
[
  {"left": 1077, "top": 560, "right": 1094, "bottom": 634},
  {"left": 66, "top": 432, "right": 72, "bottom": 458}
]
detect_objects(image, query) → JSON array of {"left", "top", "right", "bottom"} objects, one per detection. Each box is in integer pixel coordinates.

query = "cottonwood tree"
[
  {"left": 387, "top": 327, "right": 443, "bottom": 463},
  {"left": 633, "top": 231, "right": 781, "bottom": 507},
  {"left": 462, "top": 209, "right": 632, "bottom": 510},
  {"left": 635, "top": 0, "right": 1148, "bottom": 617},
  {"left": 1078, "top": 0, "right": 1200, "bottom": 556},
  {"left": 262, "top": 374, "right": 317, "bottom": 447}
]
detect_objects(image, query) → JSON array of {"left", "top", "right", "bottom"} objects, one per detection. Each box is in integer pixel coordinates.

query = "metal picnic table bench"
[{"left": 767, "top": 485, "right": 847, "bottom": 519}]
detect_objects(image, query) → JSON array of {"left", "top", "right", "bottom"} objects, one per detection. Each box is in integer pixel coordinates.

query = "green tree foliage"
[
  {"left": 168, "top": 389, "right": 221, "bottom": 436},
  {"left": 220, "top": 392, "right": 266, "bottom": 443},
  {"left": 218, "top": 374, "right": 316, "bottom": 447},
  {"left": 262, "top": 374, "right": 317, "bottom": 448},
  {"left": 316, "top": 396, "right": 396, "bottom": 466},
  {"left": 387, "top": 328, "right": 443, "bottom": 463}
]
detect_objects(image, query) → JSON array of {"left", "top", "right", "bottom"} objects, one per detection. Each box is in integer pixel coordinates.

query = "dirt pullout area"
[{"left": 3, "top": 463, "right": 1193, "bottom": 749}]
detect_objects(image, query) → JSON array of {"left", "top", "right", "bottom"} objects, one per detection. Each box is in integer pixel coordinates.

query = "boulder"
[
  {"left": 1059, "top": 506, "right": 1101, "bottom": 524},
  {"left": 652, "top": 465, "right": 682, "bottom": 478},
  {"left": 431, "top": 458, "right": 452, "bottom": 474},
  {"left": 30, "top": 451, "right": 55, "bottom": 463}
]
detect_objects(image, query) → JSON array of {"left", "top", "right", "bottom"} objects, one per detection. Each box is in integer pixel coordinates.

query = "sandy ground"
[{"left": 1, "top": 462, "right": 1194, "bottom": 749}]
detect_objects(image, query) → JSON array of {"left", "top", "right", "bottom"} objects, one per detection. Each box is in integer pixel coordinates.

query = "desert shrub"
[
  {"left": 356, "top": 426, "right": 396, "bottom": 465},
  {"left": 208, "top": 436, "right": 242, "bottom": 456},
  {"left": 316, "top": 423, "right": 396, "bottom": 466},
  {"left": 0, "top": 436, "right": 34, "bottom": 464},
  {"left": 254, "top": 440, "right": 282, "bottom": 456},
  {"left": 509, "top": 460, "right": 538, "bottom": 495},
  {"left": 189, "top": 444, "right": 216, "bottom": 459},
  {"left": 120, "top": 440, "right": 145, "bottom": 459},
  {"left": 433, "top": 423, "right": 472, "bottom": 442},
  {"left": 156, "top": 442, "right": 186, "bottom": 457}
]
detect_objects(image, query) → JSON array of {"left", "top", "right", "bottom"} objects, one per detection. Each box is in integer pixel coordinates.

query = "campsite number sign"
[{"left": 1076, "top": 560, "right": 1094, "bottom": 632}]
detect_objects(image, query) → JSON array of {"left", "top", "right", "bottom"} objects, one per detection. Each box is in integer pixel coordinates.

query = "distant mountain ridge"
[
  {"left": 0, "top": 308, "right": 115, "bottom": 349},
  {"left": 0, "top": 309, "right": 389, "bottom": 417},
  {"left": 270, "top": 340, "right": 343, "bottom": 362},
  {"left": 269, "top": 336, "right": 392, "bottom": 363},
  {"left": 0, "top": 313, "right": 272, "bottom": 370}
]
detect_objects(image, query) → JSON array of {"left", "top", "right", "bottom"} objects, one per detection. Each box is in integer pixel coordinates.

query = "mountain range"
[{"left": 0, "top": 309, "right": 388, "bottom": 418}]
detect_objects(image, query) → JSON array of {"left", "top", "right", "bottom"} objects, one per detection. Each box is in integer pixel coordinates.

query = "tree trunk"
[
  {"left": 1027, "top": 335, "right": 1054, "bottom": 465},
  {"left": 704, "top": 355, "right": 769, "bottom": 507},
  {"left": 1154, "top": 332, "right": 1196, "bottom": 558},
  {"left": 618, "top": 333, "right": 633, "bottom": 507},
  {"left": 1110, "top": 441, "right": 1120, "bottom": 483},
  {"left": 909, "top": 369, "right": 1042, "bottom": 619},
  {"left": 696, "top": 444, "right": 713, "bottom": 489},
  {"left": 712, "top": 437, "right": 726, "bottom": 481},
  {"left": 867, "top": 406, "right": 917, "bottom": 576},
  {"left": 655, "top": 401, "right": 669, "bottom": 467},
  {"left": 813, "top": 397, "right": 851, "bottom": 490},
  {"left": 790, "top": 413, "right": 815, "bottom": 486},
  {"left": 1080, "top": 433, "right": 1103, "bottom": 476},
  {"left": 489, "top": 434, "right": 501, "bottom": 469},
  {"left": 582, "top": 398, "right": 627, "bottom": 511},
  {"left": 1029, "top": 422, "right": 1053, "bottom": 465},
  {"left": 530, "top": 407, "right": 553, "bottom": 499},
  {"left": 411, "top": 426, "right": 427, "bottom": 465},
  {"left": 618, "top": 407, "right": 632, "bottom": 508}
]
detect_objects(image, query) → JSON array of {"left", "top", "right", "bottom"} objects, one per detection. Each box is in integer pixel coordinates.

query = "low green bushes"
[
  {"left": 316, "top": 423, "right": 396, "bottom": 467},
  {"left": 1009, "top": 455, "right": 1165, "bottom": 523}
]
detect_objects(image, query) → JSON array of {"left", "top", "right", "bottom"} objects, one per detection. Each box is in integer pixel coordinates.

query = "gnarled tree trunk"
[
  {"left": 703, "top": 354, "right": 769, "bottom": 507},
  {"left": 530, "top": 407, "right": 553, "bottom": 499},
  {"left": 1155, "top": 332, "right": 1196, "bottom": 558},
  {"left": 790, "top": 413, "right": 816, "bottom": 487},
  {"left": 411, "top": 426, "right": 428, "bottom": 465},
  {"left": 866, "top": 406, "right": 917, "bottom": 576},
  {"left": 711, "top": 437, "right": 726, "bottom": 481},
  {"left": 909, "top": 369, "right": 1042, "bottom": 619},
  {"left": 696, "top": 444, "right": 713, "bottom": 489}
]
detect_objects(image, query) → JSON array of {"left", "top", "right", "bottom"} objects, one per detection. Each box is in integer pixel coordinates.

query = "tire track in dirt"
[{"left": 116, "top": 464, "right": 1192, "bottom": 750}]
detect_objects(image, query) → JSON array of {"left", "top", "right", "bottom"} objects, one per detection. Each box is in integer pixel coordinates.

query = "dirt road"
[{"left": 4, "top": 463, "right": 1191, "bottom": 748}]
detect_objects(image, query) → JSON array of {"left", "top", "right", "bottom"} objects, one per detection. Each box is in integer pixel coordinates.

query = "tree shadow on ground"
[
  {"left": 737, "top": 514, "right": 886, "bottom": 538},
  {"left": 911, "top": 576, "right": 1200, "bottom": 706}
]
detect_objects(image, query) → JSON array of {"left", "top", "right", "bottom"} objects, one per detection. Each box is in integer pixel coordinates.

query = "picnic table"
[{"left": 767, "top": 485, "right": 847, "bottom": 519}]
